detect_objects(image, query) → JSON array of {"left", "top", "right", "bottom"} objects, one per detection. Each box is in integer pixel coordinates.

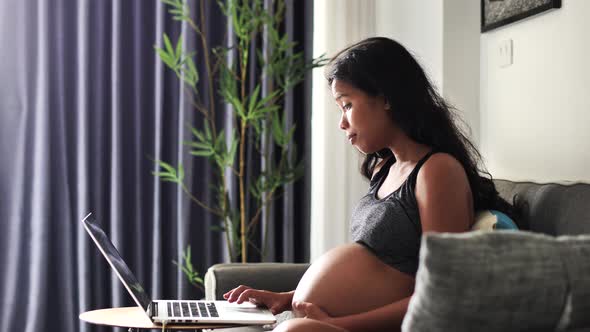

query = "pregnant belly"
[{"left": 292, "top": 243, "right": 414, "bottom": 317}]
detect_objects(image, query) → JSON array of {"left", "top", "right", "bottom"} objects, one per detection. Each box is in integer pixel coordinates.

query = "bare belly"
[{"left": 292, "top": 243, "right": 414, "bottom": 317}]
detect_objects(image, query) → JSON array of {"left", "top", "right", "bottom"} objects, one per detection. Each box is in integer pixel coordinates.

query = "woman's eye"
[{"left": 343, "top": 103, "right": 352, "bottom": 111}]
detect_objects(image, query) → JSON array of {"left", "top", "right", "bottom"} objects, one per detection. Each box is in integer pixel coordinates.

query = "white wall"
[
  {"left": 375, "top": 0, "right": 443, "bottom": 91},
  {"left": 443, "top": 0, "right": 481, "bottom": 144},
  {"left": 480, "top": 1, "right": 590, "bottom": 183}
]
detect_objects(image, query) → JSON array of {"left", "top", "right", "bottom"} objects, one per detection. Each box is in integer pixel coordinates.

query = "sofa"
[{"left": 204, "top": 180, "right": 590, "bottom": 331}]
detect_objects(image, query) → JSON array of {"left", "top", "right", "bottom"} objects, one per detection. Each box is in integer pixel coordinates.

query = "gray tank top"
[{"left": 350, "top": 151, "right": 436, "bottom": 276}]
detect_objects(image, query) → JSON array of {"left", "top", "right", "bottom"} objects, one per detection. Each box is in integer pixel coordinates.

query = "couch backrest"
[{"left": 494, "top": 180, "right": 590, "bottom": 236}]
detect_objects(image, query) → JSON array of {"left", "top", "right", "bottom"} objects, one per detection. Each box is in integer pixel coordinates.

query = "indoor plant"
[{"left": 153, "top": 0, "right": 325, "bottom": 287}]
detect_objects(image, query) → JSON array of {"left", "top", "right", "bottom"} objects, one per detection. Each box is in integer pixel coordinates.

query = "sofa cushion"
[
  {"left": 494, "top": 180, "right": 590, "bottom": 235},
  {"left": 402, "top": 231, "right": 590, "bottom": 332},
  {"left": 204, "top": 263, "right": 309, "bottom": 300}
]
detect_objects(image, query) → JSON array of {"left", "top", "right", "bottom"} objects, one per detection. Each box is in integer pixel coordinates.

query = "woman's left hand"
[{"left": 292, "top": 301, "right": 332, "bottom": 322}]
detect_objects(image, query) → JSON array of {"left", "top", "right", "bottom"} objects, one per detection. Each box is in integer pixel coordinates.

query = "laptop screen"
[{"left": 82, "top": 213, "right": 152, "bottom": 312}]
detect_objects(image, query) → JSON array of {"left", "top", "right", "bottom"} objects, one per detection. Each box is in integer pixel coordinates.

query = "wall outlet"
[{"left": 498, "top": 39, "right": 513, "bottom": 68}]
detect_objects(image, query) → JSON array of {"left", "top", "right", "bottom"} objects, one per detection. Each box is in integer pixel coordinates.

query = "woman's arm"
[
  {"left": 295, "top": 296, "right": 411, "bottom": 332},
  {"left": 414, "top": 152, "right": 473, "bottom": 233},
  {"left": 332, "top": 296, "right": 410, "bottom": 332}
]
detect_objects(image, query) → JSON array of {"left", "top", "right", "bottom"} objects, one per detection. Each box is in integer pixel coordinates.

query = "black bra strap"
[{"left": 406, "top": 150, "right": 437, "bottom": 186}]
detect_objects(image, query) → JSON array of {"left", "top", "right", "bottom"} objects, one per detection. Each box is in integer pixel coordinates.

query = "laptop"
[{"left": 82, "top": 212, "right": 276, "bottom": 325}]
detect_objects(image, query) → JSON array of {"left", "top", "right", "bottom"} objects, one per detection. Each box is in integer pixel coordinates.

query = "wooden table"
[{"left": 80, "top": 306, "right": 240, "bottom": 331}]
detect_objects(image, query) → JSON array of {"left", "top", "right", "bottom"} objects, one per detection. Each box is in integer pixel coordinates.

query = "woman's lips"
[{"left": 347, "top": 134, "right": 357, "bottom": 143}]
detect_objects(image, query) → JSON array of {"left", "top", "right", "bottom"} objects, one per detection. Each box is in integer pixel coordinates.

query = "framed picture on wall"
[{"left": 481, "top": 0, "right": 561, "bottom": 32}]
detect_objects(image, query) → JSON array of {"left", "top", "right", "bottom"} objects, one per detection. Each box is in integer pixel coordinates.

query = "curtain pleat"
[
  {"left": 151, "top": 0, "right": 165, "bottom": 302},
  {"left": 75, "top": 2, "right": 90, "bottom": 330}
]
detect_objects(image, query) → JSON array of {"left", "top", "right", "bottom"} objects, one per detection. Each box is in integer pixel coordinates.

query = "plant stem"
[
  {"left": 238, "top": 30, "right": 250, "bottom": 262},
  {"left": 191, "top": 4, "right": 238, "bottom": 261},
  {"left": 219, "top": 168, "right": 235, "bottom": 262},
  {"left": 248, "top": 148, "right": 288, "bottom": 231},
  {"left": 239, "top": 119, "right": 247, "bottom": 262},
  {"left": 184, "top": 86, "right": 210, "bottom": 118},
  {"left": 186, "top": 12, "right": 216, "bottom": 141},
  {"left": 248, "top": 189, "right": 274, "bottom": 233},
  {"left": 198, "top": 0, "right": 217, "bottom": 139},
  {"left": 181, "top": 183, "right": 223, "bottom": 217}
]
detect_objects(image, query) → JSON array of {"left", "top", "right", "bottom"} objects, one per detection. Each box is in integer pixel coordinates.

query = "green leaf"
[
  {"left": 177, "top": 163, "right": 184, "bottom": 181},
  {"left": 155, "top": 159, "right": 175, "bottom": 173},
  {"left": 216, "top": 0, "right": 228, "bottom": 15},
  {"left": 204, "top": 121, "right": 212, "bottom": 140},
  {"left": 190, "top": 150, "right": 214, "bottom": 157},
  {"left": 251, "top": 120, "right": 262, "bottom": 136},
  {"left": 250, "top": 105, "right": 280, "bottom": 121},
  {"left": 210, "top": 225, "right": 225, "bottom": 232},
  {"left": 284, "top": 124, "right": 296, "bottom": 147},
  {"left": 181, "top": 73, "right": 196, "bottom": 89},
  {"left": 229, "top": 136, "right": 238, "bottom": 161},
  {"left": 175, "top": 33, "right": 183, "bottom": 59},
  {"left": 181, "top": 265, "right": 192, "bottom": 276},
  {"left": 185, "top": 57, "right": 198, "bottom": 84},
  {"left": 190, "top": 126, "right": 205, "bottom": 141},
  {"left": 271, "top": 113, "right": 284, "bottom": 144},
  {"left": 163, "top": 33, "right": 175, "bottom": 60},
  {"left": 160, "top": 0, "right": 177, "bottom": 7},
  {"left": 155, "top": 176, "right": 178, "bottom": 183},
  {"left": 248, "top": 84, "right": 261, "bottom": 116},
  {"left": 257, "top": 89, "right": 280, "bottom": 109},
  {"left": 214, "top": 132, "right": 225, "bottom": 154},
  {"left": 152, "top": 172, "right": 175, "bottom": 181},
  {"left": 154, "top": 47, "right": 175, "bottom": 69},
  {"left": 228, "top": 95, "right": 245, "bottom": 119},
  {"left": 249, "top": 183, "right": 261, "bottom": 199},
  {"left": 186, "top": 245, "right": 192, "bottom": 262},
  {"left": 184, "top": 140, "right": 210, "bottom": 149}
]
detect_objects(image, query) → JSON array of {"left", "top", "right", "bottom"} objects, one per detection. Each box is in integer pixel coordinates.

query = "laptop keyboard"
[{"left": 167, "top": 301, "right": 219, "bottom": 318}]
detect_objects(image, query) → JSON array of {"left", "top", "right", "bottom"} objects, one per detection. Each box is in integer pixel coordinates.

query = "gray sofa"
[{"left": 205, "top": 180, "right": 590, "bottom": 331}]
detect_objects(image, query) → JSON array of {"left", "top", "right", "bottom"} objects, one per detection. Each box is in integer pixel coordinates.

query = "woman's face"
[{"left": 331, "top": 79, "right": 395, "bottom": 154}]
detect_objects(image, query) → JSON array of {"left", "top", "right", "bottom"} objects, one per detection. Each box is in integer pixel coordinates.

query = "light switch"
[{"left": 498, "top": 39, "right": 513, "bottom": 68}]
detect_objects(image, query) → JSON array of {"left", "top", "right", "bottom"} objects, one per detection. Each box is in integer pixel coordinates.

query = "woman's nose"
[{"left": 339, "top": 112, "right": 349, "bottom": 130}]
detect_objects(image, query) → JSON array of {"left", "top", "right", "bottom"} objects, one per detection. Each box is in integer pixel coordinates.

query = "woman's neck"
[{"left": 387, "top": 134, "right": 431, "bottom": 165}]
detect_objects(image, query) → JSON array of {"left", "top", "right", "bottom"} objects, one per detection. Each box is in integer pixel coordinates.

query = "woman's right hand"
[{"left": 223, "top": 285, "right": 294, "bottom": 315}]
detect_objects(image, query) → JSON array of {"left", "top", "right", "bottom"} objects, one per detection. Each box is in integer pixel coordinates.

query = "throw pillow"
[
  {"left": 472, "top": 209, "right": 518, "bottom": 231},
  {"left": 402, "top": 231, "right": 590, "bottom": 332}
]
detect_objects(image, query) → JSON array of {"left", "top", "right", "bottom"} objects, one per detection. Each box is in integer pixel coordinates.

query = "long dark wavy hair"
[{"left": 326, "top": 37, "right": 516, "bottom": 221}]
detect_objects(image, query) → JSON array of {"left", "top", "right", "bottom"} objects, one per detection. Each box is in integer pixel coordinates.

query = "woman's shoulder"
[
  {"left": 424, "top": 152, "right": 463, "bottom": 170},
  {"left": 417, "top": 152, "right": 469, "bottom": 190}
]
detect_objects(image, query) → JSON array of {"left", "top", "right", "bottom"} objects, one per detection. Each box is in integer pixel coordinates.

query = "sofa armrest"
[{"left": 204, "top": 263, "right": 310, "bottom": 300}]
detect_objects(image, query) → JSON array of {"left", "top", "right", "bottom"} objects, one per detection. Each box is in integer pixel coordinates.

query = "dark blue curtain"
[{"left": 0, "top": 1, "right": 313, "bottom": 332}]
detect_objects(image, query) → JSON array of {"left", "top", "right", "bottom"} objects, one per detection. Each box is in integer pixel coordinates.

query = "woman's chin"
[
  {"left": 352, "top": 143, "right": 369, "bottom": 154},
  {"left": 354, "top": 146, "right": 367, "bottom": 154},
  {"left": 353, "top": 145, "right": 379, "bottom": 155}
]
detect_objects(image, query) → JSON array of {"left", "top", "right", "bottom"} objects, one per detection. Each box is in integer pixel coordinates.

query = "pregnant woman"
[{"left": 224, "top": 37, "right": 515, "bottom": 332}]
